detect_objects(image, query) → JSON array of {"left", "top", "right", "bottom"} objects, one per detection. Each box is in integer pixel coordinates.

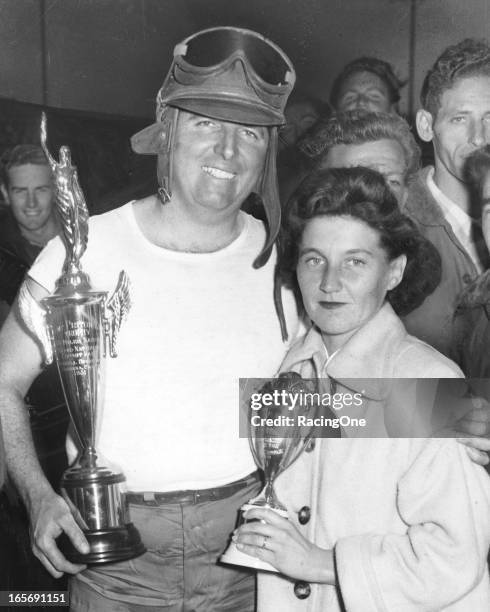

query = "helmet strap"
[{"left": 156, "top": 107, "right": 180, "bottom": 205}]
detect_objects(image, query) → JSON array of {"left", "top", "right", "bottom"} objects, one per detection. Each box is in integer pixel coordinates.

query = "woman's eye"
[
  {"left": 304, "top": 256, "right": 324, "bottom": 267},
  {"left": 196, "top": 120, "right": 215, "bottom": 127}
]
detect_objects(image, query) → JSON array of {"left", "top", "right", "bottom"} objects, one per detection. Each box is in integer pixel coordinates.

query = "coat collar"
[
  {"left": 403, "top": 167, "right": 448, "bottom": 227},
  {"left": 282, "top": 303, "right": 407, "bottom": 399}
]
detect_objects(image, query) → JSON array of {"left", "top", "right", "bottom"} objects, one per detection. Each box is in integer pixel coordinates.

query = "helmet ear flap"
[
  {"left": 153, "top": 107, "right": 179, "bottom": 204},
  {"left": 253, "top": 127, "right": 281, "bottom": 268}
]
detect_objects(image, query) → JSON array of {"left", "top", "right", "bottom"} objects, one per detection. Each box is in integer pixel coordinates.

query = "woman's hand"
[{"left": 233, "top": 507, "right": 335, "bottom": 584}]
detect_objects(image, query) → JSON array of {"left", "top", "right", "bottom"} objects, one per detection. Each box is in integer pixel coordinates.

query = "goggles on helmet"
[
  {"left": 165, "top": 27, "right": 295, "bottom": 126},
  {"left": 132, "top": 27, "right": 296, "bottom": 156}
]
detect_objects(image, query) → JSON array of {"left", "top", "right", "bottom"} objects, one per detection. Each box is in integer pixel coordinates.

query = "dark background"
[{"left": 0, "top": 0, "right": 489, "bottom": 210}]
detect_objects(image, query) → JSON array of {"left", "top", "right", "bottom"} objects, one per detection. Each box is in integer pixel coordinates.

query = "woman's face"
[
  {"left": 482, "top": 171, "right": 490, "bottom": 252},
  {"left": 297, "top": 215, "right": 406, "bottom": 352}
]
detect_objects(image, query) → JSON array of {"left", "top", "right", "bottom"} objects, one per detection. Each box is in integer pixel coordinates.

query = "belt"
[{"left": 126, "top": 471, "right": 261, "bottom": 506}]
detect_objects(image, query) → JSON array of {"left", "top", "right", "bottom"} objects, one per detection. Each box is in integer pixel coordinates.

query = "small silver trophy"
[
  {"left": 221, "top": 372, "right": 318, "bottom": 572},
  {"left": 19, "top": 114, "right": 145, "bottom": 564}
]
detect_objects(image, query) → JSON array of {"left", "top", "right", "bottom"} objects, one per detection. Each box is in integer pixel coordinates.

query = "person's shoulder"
[
  {"left": 90, "top": 200, "right": 134, "bottom": 223},
  {"left": 0, "top": 206, "right": 17, "bottom": 244},
  {"left": 403, "top": 167, "right": 433, "bottom": 215},
  {"left": 88, "top": 200, "right": 135, "bottom": 233},
  {"left": 279, "top": 325, "right": 319, "bottom": 374},
  {"left": 396, "top": 333, "right": 464, "bottom": 378}
]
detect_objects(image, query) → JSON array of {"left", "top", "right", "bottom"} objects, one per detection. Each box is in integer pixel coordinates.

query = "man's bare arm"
[{"left": 0, "top": 279, "right": 88, "bottom": 576}]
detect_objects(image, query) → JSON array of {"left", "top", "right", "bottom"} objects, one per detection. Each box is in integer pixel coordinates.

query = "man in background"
[
  {"left": 0, "top": 145, "right": 67, "bottom": 593},
  {"left": 330, "top": 57, "right": 404, "bottom": 115},
  {"left": 0, "top": 145, "right": 59, "bottom": 324},
  {"left": 301, "top": 109, "right": 419, "bottom": 206},
  {"left": 403, "top": 38, "right": 490, "bottom": 357}
]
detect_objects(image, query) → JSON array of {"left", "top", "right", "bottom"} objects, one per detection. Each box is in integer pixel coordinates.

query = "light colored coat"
[{"left": 258, "top": 303, "right": 490, "bottom": 611}]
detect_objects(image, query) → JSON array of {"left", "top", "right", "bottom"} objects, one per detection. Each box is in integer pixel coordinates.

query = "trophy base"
[
  {"left": 220, "top": 503, "right": 289, "bottom": 573},
  {"left": 220, "top": 542, "right": 278, "bottom": 573},
  {"left": 57, "top": 523, "right": 146, "bottom": 565}
]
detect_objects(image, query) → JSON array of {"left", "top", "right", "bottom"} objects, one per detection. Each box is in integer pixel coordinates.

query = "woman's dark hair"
[{"left": 279, "top": 167, "right": 441, "bottom": 317}]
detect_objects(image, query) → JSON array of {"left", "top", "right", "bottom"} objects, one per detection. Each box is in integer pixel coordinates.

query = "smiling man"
[
  {"left": 330, "top": 57, "right": 404, "bottom": 115},
  {"left": 0, "top": 145, "right": 58, "bottom": 310},
  {"left": 403, "top": 38, "right": 490, "bottom": 358},
  {"left": 0, "top": 27, "right": 299, "bottom": 611}
]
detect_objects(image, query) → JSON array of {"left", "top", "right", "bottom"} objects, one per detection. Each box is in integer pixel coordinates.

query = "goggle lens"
[{"left": 176, "top": 28, "right": 294, "bottom": 86}]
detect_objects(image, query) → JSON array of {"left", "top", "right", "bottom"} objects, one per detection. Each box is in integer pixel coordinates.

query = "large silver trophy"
[
  {"left": 19, "top": 114, "right": 145, "bottom": 564},
  {"left": 221, "top": 372, "right": 318, "bottom": 572}
]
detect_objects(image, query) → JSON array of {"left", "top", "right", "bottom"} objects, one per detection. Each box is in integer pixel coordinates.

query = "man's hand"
[
  {"left": 233, "top": 507, "right": 335, "bottom": 584},
  {"left": 437, "top": 395, "right": 490, "bottom": 466},
  {"left": 29, "top": 491, "right": 89, "bottom": 577}
]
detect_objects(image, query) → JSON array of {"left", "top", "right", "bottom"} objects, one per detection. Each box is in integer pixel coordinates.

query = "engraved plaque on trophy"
[{"left": 19, "top": 113, "right": 145, "bottom": 564}]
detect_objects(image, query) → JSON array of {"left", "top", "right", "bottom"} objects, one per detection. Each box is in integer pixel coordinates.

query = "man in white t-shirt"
[
  {"left": 0, "top": 28, "right": 299, "bottom": 611},
  {"left": 402, "top": 38, "right": 490, "bottom": 358}
]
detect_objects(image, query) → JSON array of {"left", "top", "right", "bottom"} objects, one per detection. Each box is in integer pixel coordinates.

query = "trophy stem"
[
  {"left": 248, "top": 480, "right": 287, "bottom": 514},
  {"left": 264, "top": 480, "right": 274, "bottom": 506},
  {"left": 80, "top": 446, "right": 98, "bottom": 470}
]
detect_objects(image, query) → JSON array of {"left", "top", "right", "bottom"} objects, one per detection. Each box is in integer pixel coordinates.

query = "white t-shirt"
[{"left": 30, "top": 203, "right": 299, "bottom": 491}]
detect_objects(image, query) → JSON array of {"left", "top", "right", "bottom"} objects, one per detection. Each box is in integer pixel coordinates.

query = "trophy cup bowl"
[
  {"left": 17, "top": 113, "right": 145, "bottom": 564},
  {"left": 42, "top": 288, "right": 145, "bottom": 564},
  {"left": 221, "top": 372, "right": 318, "bottom": 572}
]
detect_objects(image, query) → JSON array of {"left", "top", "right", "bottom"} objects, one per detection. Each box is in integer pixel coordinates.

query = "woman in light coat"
[{"left": 235, "top": 168, "right": 490, "bottom": 611}]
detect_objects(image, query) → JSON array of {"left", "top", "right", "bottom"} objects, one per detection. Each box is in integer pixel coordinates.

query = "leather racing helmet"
[{"left": 131, "top": 26, "right": 296, "bottom": 268}]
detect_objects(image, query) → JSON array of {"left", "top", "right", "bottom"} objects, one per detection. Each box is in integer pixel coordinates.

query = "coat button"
[
  {"left": 298, "top": 505, "right": 311, "bottom": 525},
  {"left": 463, "top": 273, "right": 472, "bottom": 284},
  {"left": 305, "top": 439, "right": 315, "bottom": 453},
  {"left": 294, "top": 581, "right": 311, "bottom": 599}
]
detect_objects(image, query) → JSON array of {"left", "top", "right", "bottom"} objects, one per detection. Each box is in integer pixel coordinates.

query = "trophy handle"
[{"left": 105, "top": 271, "right": 131, "bottom": 358}]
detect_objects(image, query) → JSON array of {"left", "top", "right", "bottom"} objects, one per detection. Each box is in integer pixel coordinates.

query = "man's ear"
[
  {"left": 0, "top": 184, "right": 9, "bottom": 205},
  {"left": 416, "top": 109, "right": 434, "bottom": 143}
]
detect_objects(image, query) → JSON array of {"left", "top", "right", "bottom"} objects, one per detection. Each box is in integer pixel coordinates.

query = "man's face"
[
  {"left": 320, "top": 139, "right": 408, "bottom": 204},
  {"left": 418, "top": 76, "right": 490, "bottom": 184},
  {"left": 336, "top": 70, "right": 394, "bottom": 114},
  {"left": 482, "top": 171, "right": 490, "bottom": 252},
  {"left": 169, "top": 110, "right": 269, "bottom": 217},
  {"left": 3, "top": 164, "right": 55, "bottom": 233},
  {"left": 280, "top": 100, "right": 319, "bottom": 148}
]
